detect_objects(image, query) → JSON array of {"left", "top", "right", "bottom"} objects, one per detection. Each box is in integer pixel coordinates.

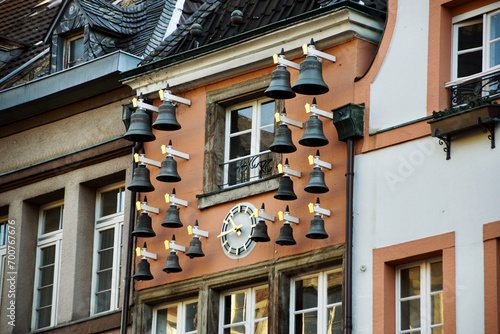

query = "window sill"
[{"left": 196, "top": 175, "right": 280, "bottom": 209}]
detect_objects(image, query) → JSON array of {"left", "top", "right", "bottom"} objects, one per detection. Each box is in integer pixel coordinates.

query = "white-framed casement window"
[
  {"left": 0, "top": 217, "right": 8, "bottom": 308},
  {"left": 224, "top": 98, "right": 275, "bottom": 188},
  {"left": 64, "top": 34, "right": 84, "bottom": 69},
  {"left": 396, "top": 258, "right": 443, "bottom": 334},
  {"left": 219, "top": 285, "right": 269, "bottom": 334},
  {"left": 290, "top": 268, "right": 342, "bottom": 334},
  {"left": 32, "top": 201, "right": 64, "bottom": 330},
  {"left": 91, "top": 183, "right": 125, "bottom": 315},
  {"left": 452, "top": 5, "right": 500, "bottom": 79},
  {"left": 153, "top": 299, "right": 199, "bottom": 334}
]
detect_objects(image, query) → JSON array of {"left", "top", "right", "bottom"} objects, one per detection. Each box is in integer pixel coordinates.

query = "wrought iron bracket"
[
  {"left": 433, "top": 129, "right": 451, "bottom": 160},
  {"left": 477, "top": 117, "right": 496, "bottom": 149}
]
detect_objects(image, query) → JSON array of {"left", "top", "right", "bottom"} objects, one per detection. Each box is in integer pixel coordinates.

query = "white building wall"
[
  {"left": 352, "top": 125, "right": 500, "bottom": 333},
  {"left": 369, "top": 0, "right": 429, "bottom": 133}
]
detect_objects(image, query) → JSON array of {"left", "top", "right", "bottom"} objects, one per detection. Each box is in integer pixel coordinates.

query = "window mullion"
[{"left": 484, "top": 13, "right": 490, "bottom": 71}]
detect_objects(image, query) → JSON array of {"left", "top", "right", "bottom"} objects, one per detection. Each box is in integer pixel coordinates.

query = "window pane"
[
  {"left": 227, "top": 159, "right": 250, "bottom": 186},
  {"left": 255, "top": 287, "right": 269, "bottom": 319},
  {"left": 295, "top": 311, "right": 317, "bottom": 334},
  {"left": 99, "top": 228, "right": 115, "bottom": 250},
  {"left": 255, "top": 320, "right": 268, "bottom": 334},
  {"left": 37, "top": 306, "right": 52, "bottom": 329},
  {"left": 100, "top": 188, "right": 123, "bottom": 217},
  {"left": 400, "top": 299, "right": 420, "bottom": 330},
  {"left": 224, "top": 325, "right": 245, "bottom": 334},
  {"left": 0, "top": 222, "right": 6, "bottom": 246},
  {"left": 230, "top": 134, "right": 251, "bottom": 159},
  {"left": 224, "top": 292, "right": 246, "bottom": 324},
  {"left": 400, "top": 266, "right": 420, "bottom": 298},
  {"left": 432, "top": 326, "right": 443, "bottom": 334},
  {"left": 430, "top": 261, "right": 443, "bottom": 292},
  {"left": 458, "top": 22, "right": 482, "bottom": 51},
  {"left": 40, "top": 265, "right": 55, "bottom": 287},
  {"left": 260, "top": 101, "right": 275, "bottom": 128},
  {"left": 97, "top": 270, "right": 113, "bottom": 291},
  {"left": 431, "top": 293, "right": 443, "bottom": 325},
  {"left": 69, "top": 37, "right": 83, "bottom": 67},
  {"left": 295, "top": 277, "right": 318, "bottom": 310},
  {"left": 38, "top": 286, "right": 53, "bottom": 308},
  {"left": 96, "top": 291, "right": 111, "bottom": 313},
  {"left": 260, "top": 128, "right": 274, "bottom": 152},
  {"left": 41, "top": 245, "right": 56, "bottom": 266},
  {"left": 185, "top": 302, "right": 198, "bottom": 332},
  {"left": 43, "top": 206, "right": 62, "bottom": 234},
  {"left": 327, "top": 271, "right": 342, "bottom": 304},
  {"left": 490, "top": 41, "right": 500, "bottom": 68},
  {"left": 491, "top": 13, "right": 500, "bottom": 40},
  {"left": 98, "top": 248, "right": 114, "bottom": 270},
  {"left": 457, "top": 50, "right": 483, "bottom": 77},
  {"left": 230, "top": 106, "right": 253, "bottom": 134},
  {"left": 327, "top": 305, "right": 342, "bottom": 334},
  {"left": 157, "top": 307, "right": 178, "bottom": 334}
]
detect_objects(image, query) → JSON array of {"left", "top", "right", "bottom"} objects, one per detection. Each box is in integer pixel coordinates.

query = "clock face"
[{"left": 220, "top": 203, "right": 257, "bottom": 259}]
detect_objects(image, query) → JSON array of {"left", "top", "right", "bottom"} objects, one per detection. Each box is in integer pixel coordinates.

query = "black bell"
[
  {"left": 299, "top": 114, "right": 329, "bottom": 147},
  {"left": 123, "top": 107, "right": 156, "bottom": 142},
  {"left": 161, "top": 204, "right": 183, "bottom": 228},
  {"left": 152, "top": 100, "right": 181, "bottom": 131},
  {"left": 163, "top": 250, "right": 182, "bottom": 273},
  {"left": 186, "top": 236, "right": 205, "bottom": 259},
  {"left": 133, "top": 258, "right": 154, "bottom": 281},
  {"left": 250, "top": 219, "right": 271, "bottom": 242},
  {"left": 292, "top": 55, "right": 329, "bottom": 95},
  {"left": 304, "top": 166, "right": 329, "bottom": 193},
  {"left": 131, "top": 212, "right": 156, "bottom": 238},
  {"left": 306, "top": 214, "right": 329, "bottom": 239},
  {"left": 265, "top": 65, "right": 296, "bottom": 100},
  {"left": 270, "top": 123, "right": 297, "bottom": 153},
  {"left": 276, "top": 223, "right": 296, "bottom": 246},
  {"left": 156, "top": 156, "right": 181, "bottom": 182},
  {"left": 128, "top": 164, "right": 155, "bottom": 192},
  {"left": 274, "top": 175, "right": 297, "bottom": 201}
]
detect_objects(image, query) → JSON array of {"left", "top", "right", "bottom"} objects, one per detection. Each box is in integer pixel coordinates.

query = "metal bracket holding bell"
[
  {"left": 306, "top": 98, "right": 333, "bottom": 120},
  {"left": 134, "top": 153, "right": 161, "bottom": 168},
  {"left": 136, "top": 196, "right": 160, "bottom": 214},
  {"left": 278, "top": 205, "right": 299, "bottom": 224},
  {"left": 275, "top": 111, "right": 303, "bottom": 129},
  {"left": 308, "top": 198, "right": 331, "bottom": 217},
  {"left": 308, "top": 150, "right": 332, "bottom": 170},
  {"left": 278, "top": 160, "right": 301, "bottom": 178},
  {"left": 272, "top": 49, "right": 300, "bottom": 70},
  {"left": 188, "top": 220, "right": 209, "bottom": 238},
  {"left": 136, "top": 242, "right": 158, "bottom": 260},
  {"left": 159, "top": 84, "right": 192, "bottom": 106},
  {"left": 161, "top": 140, "right": 190, "bottom": 160},
  {"left": 164, "top": 235, "right": 186, "bottom": 253},
  {"left": 253, "top": 203, "right": 275, "bottom": 223},
  {"left": 302, "top": 39, "right": 337, "bottom": 63},
  {"left": 164, "top": 188, "right": 188, "bottom": 207}
]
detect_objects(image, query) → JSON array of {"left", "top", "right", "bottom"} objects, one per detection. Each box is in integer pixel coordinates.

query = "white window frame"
[
  {"left": 0, "top": 216, "right": 8, "bottom": 309},
  {"left": 219, "top": 284, "right": 269, "bottom": 334},
  {"left": 90, "top": 182, "right": 125, "bottom": 315},
  {"left": 450, "top": 2, "right": 500, "bottom": 82},
  {"left": 289, "top": 268, "right": 343, "bottom": 334},
  {"left": 32, "top": 201, "right": 64, "bottom": 330},
  {"left": 152, "top": 298, "right": 199, "bottom": 334},
  {"left": 395, "top": 257, "right": 443, "bottom": 334},
  {"left": 64, "top": 33, "right": 84, "bottom": 69},
  {"left": 223, "top": 98, "right": 275, "bottom": 188}
]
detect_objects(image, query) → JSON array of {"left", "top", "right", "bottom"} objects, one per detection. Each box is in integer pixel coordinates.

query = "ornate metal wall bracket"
[
  {"left": 433, "top": 129, "right": 451, "bottom": 160},
  {"left": 477, "top": 117, "right": 496, "bottom": 149}
]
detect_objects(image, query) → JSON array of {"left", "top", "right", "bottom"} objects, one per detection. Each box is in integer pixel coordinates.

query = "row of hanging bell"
[
  {"left": 274, "top": 167, "right": 329, "bottom": 201},
  {"left": 264, "top": 42, "right": 329, "bottom": 100},
  {"left": 127, "top": 155, "right": 181, "bottom": 194},
  {"left": 250, "top": 216, "right": 328, "bottom": 245},
  {"left": 123, "top": 93, "right": 181, "bottom": 143}
]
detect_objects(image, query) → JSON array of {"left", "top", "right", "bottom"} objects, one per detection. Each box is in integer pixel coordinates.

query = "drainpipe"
[
  {"left": 121, "top": 141, "right": 143, "bottom": 334},
  {"left": 345, "top": 138, "right": 354, "bottom": 334}
]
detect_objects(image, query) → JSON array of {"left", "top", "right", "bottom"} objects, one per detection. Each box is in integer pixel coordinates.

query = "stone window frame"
[
  {"left": 198, "top": 75, "right": 281, "bottom": 209},
  {"left": 133, "top": 245, "right": 344, "bottom": 334}
]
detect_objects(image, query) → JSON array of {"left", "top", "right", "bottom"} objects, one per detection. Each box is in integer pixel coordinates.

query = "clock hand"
[
  {"left": 228, "top": 217, "right": 242, "bottom": 236},
  {"left": 216, "top": 225, "right": 243, "bottom": 238}
]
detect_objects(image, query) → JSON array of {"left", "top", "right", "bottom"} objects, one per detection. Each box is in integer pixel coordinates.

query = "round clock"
[{"left": 219, "top": 203, "right": 257, "bottom": 259}]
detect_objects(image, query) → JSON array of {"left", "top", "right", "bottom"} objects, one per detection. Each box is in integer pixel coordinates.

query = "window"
[
  {"left": 153, "top": 299, "right": 199, "bottom": 334},
  {"left": 219, "top": 285, "right": 269, "bottom": 334},
  {"left": 453, "top": 9, "right": 500, "bottom": 79},
  {"left": 65, "top": 34, "right": 84, "bottom": 68},
  {"left": 91, "top": 183, "right": 125, "bottom": 314},
  {"left": 0, "top": 217, "right": 7, "bottom": 308},
  {"left": 290, "top": 269, "right": 342, "bottom": 334},
  {"left": 224, "top": 98, "right": 275, "bottom": 187},
  {"left": 396, "top": 258, "right": 443, "bottom": 334},
  {"left": 32, "top": 202, "right": 64, "bottom": 330}
]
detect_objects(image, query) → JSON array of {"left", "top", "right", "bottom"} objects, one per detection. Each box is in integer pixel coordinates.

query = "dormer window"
[{"left": 65, "top": 34, "right": 84, "bottom": 69}]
